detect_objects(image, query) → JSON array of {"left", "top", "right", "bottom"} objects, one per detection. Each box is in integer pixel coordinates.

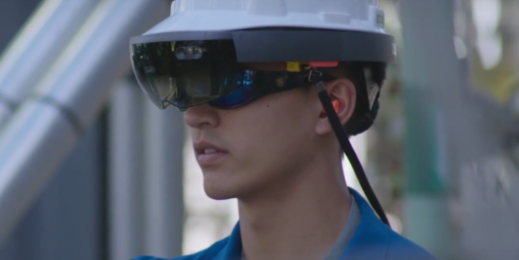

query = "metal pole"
[
  {"left": 109, "top": 79, "right": 145, "bottom": 260},
  {"left": 0, "top": 0, "right": 100, "bottom": 128},
  {"left": 399, "top": 1, "right": 459, "bottom": 259},
  {"left": 0, "top": 0, "right": 170, "bottom": 245},
  {"left": 512, "top": 0, "right": 519, "bottom": 115},
  {"left": 143, "top": 101, "right": 185, "bottom": 258},
  {"left": 455, "top": 1, "right": 519, "bottom": 259}
]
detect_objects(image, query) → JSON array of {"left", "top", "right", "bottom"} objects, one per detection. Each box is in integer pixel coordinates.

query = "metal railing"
[
  {"left": 0, "top": 0, "right": 100, "bottom": 128},
  {"left": 0, "top": 0, "right": 170, "bottom": 247}
]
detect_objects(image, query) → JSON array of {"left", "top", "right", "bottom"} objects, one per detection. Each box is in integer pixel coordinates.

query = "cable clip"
[{"left": 307, "top": 67, "right": 323, "bottom": 83}]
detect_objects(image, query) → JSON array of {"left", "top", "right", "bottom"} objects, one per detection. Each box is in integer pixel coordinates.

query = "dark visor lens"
[{"left": 131, "top": 40, "right": 240, "bottom": 109}]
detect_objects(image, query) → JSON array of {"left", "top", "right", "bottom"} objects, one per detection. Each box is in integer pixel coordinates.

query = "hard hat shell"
[
  {"left": 131, "top": 0, "right": 395, "bottom": 63},
  {"left": 147, "top": 0, "right": 386, "bottom": 35}
]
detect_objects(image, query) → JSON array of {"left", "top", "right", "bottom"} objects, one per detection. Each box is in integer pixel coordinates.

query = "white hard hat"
[
  {"left": 131, "top": 0, "right": 395, "bottom": 63},
  {"left": 150, "top": 0, "right": 386, "bottom": 34}
]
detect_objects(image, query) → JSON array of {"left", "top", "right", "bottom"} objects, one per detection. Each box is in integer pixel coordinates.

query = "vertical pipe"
[
  {"left": 399, "top": 1, "right": 459, "bottom": 259},
  {"left": 109, "top": 79, "right": 145, "bottom": 260},
  {"left": 143, "top": 101, "right": 185, "bottom": 258}
]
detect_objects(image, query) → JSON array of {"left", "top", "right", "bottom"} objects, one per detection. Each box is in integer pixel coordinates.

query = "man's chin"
[
  {"left": 203, "top": 188, "right": 236, "bottom": 201},
  {"left": 202, "top": 174, "right": 261, "bottom": 200},
  {"left": 203, "top": 182, "right": 239, "bottom": 200}
]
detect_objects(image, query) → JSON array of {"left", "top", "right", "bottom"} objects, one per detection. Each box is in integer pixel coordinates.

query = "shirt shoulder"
[
  {"left": 384, "top": 229, "right": 436, "bottom": 260},
  {"left": 131, "top": 237, "right": 230, "bottom": 260}
]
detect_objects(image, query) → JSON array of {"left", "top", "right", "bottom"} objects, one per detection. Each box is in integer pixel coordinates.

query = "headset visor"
[{"left": 131, "top": 30, "right": 395, "bottom": 110}]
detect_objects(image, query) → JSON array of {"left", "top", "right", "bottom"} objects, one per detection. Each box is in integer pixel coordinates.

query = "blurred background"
[{"left": 0, "top": 0, "right": 517, "bottom": 259}]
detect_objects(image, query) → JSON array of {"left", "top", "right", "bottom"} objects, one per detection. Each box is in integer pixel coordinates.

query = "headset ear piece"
[{"left": 319, "top": 99, "right": 340, "bottom": 117}]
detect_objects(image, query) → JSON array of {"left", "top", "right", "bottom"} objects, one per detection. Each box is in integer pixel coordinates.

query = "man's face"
[{"left": 184, "top": 63, "right": 322, "bottom": 200}]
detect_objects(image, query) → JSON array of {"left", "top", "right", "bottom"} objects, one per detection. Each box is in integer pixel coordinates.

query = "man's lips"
[
  {"left": 193, "top": 140, "right": 228, "bottom": 155},
  {"left": 194, "top": 140, "right": 229, "bottom": 165}
]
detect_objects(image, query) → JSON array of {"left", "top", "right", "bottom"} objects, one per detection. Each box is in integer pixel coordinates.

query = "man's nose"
[{"left": 183, "top": 103, "right": 220, "bottom": 129}]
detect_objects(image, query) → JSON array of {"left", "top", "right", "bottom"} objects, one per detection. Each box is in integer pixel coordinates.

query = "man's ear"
[{"left": 315, "top": 78, "right": 356, "bottom": 135}]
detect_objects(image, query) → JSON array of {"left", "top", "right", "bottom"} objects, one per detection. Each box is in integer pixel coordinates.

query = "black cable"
[{"left": 316, "top": 81, "right": 390, "bottom": 227}]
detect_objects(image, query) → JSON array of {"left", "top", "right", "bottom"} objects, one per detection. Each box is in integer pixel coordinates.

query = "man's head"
[
  {"left": 184, "top": 62, "right": 383, "bottom": 200},
  {"left": 131, "top": 0, "right": 394, "bottom": 224}
]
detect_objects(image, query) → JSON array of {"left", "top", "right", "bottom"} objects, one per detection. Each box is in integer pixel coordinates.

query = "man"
[{"left": 130, "top": 0, "right": 435, "bottom": 259}]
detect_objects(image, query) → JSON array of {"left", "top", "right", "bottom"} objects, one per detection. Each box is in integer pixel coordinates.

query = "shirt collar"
[
  {"left": 340, "top": 188, "right": 390, "bottom": 259},
  {"left": 217, "top": 222, "right": 242, "bottom": 260}
]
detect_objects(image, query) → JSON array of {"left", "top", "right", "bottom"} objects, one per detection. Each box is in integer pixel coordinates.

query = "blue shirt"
[{"left": 134, "top": 189, "right": 436, "bottom": 260}]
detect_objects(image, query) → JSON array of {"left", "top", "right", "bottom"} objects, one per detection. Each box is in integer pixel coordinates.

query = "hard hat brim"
[{"left": 131, "top": 28, "right": 395, "bottom": 63}]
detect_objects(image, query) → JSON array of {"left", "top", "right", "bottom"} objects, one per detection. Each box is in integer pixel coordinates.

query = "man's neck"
[{"left": 237, "top": 157, "right": 352, "bottom": 260}]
